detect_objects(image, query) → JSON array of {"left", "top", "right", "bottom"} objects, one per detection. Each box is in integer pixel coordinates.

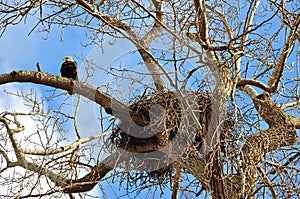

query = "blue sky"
[
  {"left": 0, "top": 17, "right": 102, "bottom": 198},
  {"left": 0, "top": 19, "right": 90, "bottom": 74}
]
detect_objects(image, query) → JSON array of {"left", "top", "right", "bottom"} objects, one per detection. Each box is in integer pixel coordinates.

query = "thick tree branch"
[
  {"left": 63, "top": 152, "right": 129, "bottom": 193},
  {"left": 193, "top": 0, "right": 209, "bottom": 43},
  {"left": 0, "top": 117, "right": 27, "bottom": 167},
  {"left": 240, "top": 0, "right": 261, "bottom": 50},
  {"left": 141, "top": 0, "right": 164, "bottom": 47},
  {"left": 240, "top": 125, "right": 297, "bottom": 197},
  {"left": 177, "top": 150, "right": 241, "bottom": 198},
  {"left": 291, "top": 117, "right": 300, "bottom": 129},
  {"left": 0, "top": 70, "right": 115, "bottom": 111},
  {"left": 253, "top": 93, "right": 293, "bottom": 126},
  {"left": 237, "top": 78, "right": 276, "bottom": 93},
  {"left": 0, "top": 70, "right": 160, "bottom": 126}
]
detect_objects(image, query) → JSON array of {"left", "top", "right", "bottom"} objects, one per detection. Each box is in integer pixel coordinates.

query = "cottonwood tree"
[{"left": 0, "top": 0, "right": 299, "bottom": 198}]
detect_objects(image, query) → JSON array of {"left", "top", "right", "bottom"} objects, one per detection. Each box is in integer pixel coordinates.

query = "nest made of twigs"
[
  {"left": 109, "top": 91, "right": 213, "bottom": 178},
  {"left": 110, "top": 91, "right": 211, "bottom": 151}
]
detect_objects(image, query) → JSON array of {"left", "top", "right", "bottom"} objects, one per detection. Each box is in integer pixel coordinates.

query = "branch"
[
  {"left": 257, "top": 165, "right": 279, "bottom": 199},
  {"left": 193, "top": 0, "right": 209, "bottom": 43},
  {"left": 268, "top": 15, "right": 300, "bottom": 90},
  {"left": 36, "top": 62, "right": 42, "bottom": 72},
  {"left": 63, "top": 152, "right": 129, "bottom": 193},
  {"left": 75, "top": 0, "right": 167, "bottom": 93},
  {"left": 205, "top": 5, "right": 234, "bottom": 41},
  {"left": 240, "top": 124, "right": 297, "bottom": 197},
  {"left": 140, "top": 0, "right": 164, "bottom": 47},
  {"left": 240, "top": 85, "right": 300, "bottom": 129},
  {"left": 171, "top": 167, "right": 181, "bottom": 199},
  {"left": 291, "top": 117, "right": 300, "bottom": 129},
  {"left": 237, "top": 78, "right": 276, "bottom": 93},
  {"left": 0, "top": 70, "right": 130, "bottom": 114},
  {"left": 0, "top": 70, "right": 161, "bottom": 129},
  {"left": 281, "top": 101, "right": 300, "bottom": 109},
  {"left": 177, "top": 150, "right": 242, "bottom": 198},
  {"left": 0, "top": 116, "right": 27, "bottom": 167},
  {"left": 253, "top": 92, "right": 297, "bottom": 127},
  {"left": 0, "top": 115, "right": 68, "bottom": 187},
  {"left": 26, "top": 161, "right": 69, "bottom": 187},
  {"left": 177, "top": 151, "right": 211, "bottom": 191},
  {"left": 22, "top": 130, "right": 113, "bottom": 155},
  {"left": 240, "top": 0, "right": 261, "bottom": 49}
]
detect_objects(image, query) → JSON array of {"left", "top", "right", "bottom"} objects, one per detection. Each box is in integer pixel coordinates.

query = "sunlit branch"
[
  {"left": 239, "top": 85, "right": 258, "bottom": 99},
  {"left": 140, "top": 0, "right": 164, "bottom": 47},
  {"left": 257, "top": 165, "right": 279, "bottom": 199},
  {"left": 240, "top": 0, "right": 261, "bottom": 50},
  {"left": 281, "top": 101, "right": 300, "bottom": 109},
  {"left": 75, "top": 0, "right": 167, "bottom": 93},
  {"left": 22, "top": 130, "right": 113, "bottom": 155},
  {"left": 0, "top": 117, "right": 27, "bottom": 167},
  {"left": 291, "top": 117, "right": 300, "bottom": 129},
  {"left": 73, "top": 95, "right": 82, "bottom": 139},
  {"left": 268, "top": 15, "right": 300, "bottom": 90},
  {"left": 237, "top": 78, "right": 276, "bottom": 93},
  {"left": 0, "top": 70, "right": 118, "bottom": 114},
  {"left": 206, "top": 5, "right": 234, "bottom": 41},
  {"left": 193, "top": 0, "right": 209, "bottom": 43}
]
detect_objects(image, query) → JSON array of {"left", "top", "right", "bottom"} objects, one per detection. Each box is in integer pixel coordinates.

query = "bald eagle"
[{"left": 60, "top": 56, "right": 78, "bottom": 81}]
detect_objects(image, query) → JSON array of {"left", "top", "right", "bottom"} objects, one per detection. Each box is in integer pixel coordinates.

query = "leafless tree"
[{"left": 0, "top": 0, "right": 299, "bottom": 198}]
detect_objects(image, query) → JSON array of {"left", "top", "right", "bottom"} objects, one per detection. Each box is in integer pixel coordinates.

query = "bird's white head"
[{"left": 63, "top": 56, "right": 74, "bottom": 62}]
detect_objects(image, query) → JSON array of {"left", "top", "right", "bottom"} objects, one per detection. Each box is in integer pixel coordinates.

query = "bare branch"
[
  {"left": 62, "top": 152, "right": 129, "bottom": 193},
  {"left": 75, "top": 0, "right": 167, "bottom": 93},
  {"left": 0, "top": 117, "right": 27, "bottom": 167},
  {"left": 268, "top": 15, "right": 300, "bottom": 90},
  {"left": 193, "top": 0, "right": 209, "bottom": 43},
  {"left": 291, "top": 117, "right": 300, "bottom": 129},
  {"left": 240, "top": 0, "right": 261, "bottom": 49},
  {"left": 257, "top": 165, "right": 279, "bottom": 199},
  {"left": 237, "top": 78, "right": 276, "bottom": 93},
  {"left": 205, "top": 4, "right": 234, "bottom": 41},
  {"left": 22, "top": 130, "right": 113, "bottom": 155},
  {"left": 171, "top": 166, "right": 181, "bottom": 199},
  {"left": 0, "top": 70, "right": 117, "bottom": 114},
  {"left": 141, "top": 0, "right": 164, "bottom": 47}
]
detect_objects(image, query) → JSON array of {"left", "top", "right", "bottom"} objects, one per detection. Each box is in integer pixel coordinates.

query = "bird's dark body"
[{"left": 60, "top": 61, "right": 78, "bottom": 80}]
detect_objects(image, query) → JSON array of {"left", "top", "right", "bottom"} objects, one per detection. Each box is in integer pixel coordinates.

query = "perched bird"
[
  {"left": 60, "top": 56, "right": 78, "bottom": 95},
  {"left": 60, "top": 56, "right": 78, "bottom": 80}
]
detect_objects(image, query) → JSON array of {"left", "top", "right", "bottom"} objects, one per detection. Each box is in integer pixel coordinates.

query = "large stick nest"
[
  {"left": 110, "top": 91, "right": 211, "bottom": 151},
  {"left": 109, "top": 91, "right": 212, "bottom": 175}
]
